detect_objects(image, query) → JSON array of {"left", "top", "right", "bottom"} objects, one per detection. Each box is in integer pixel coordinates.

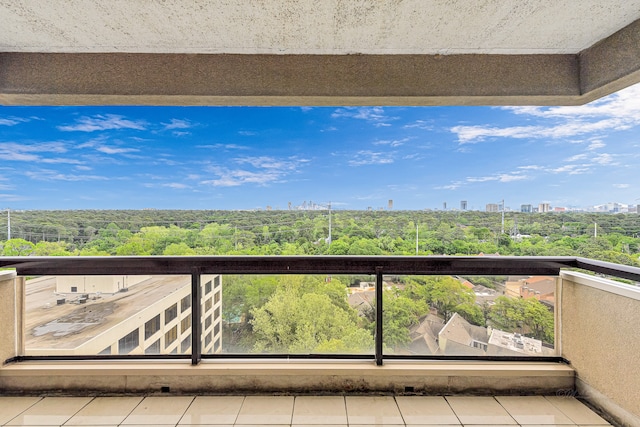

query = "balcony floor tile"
[{"left": 0, "top": 395, "right": 615, "bottom": 426}]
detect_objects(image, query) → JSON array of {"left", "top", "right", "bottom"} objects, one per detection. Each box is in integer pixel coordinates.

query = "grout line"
[{"left": 443, "top": 395, "right": 464, "bottom": 426}]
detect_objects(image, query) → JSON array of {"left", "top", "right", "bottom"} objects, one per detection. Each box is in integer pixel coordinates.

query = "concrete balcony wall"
[
  {"left": 560, "top": 271, "right": 640, "bottom": 427},
  {"left": 0, "top": 271, "right": 24, "bottom": 364}
]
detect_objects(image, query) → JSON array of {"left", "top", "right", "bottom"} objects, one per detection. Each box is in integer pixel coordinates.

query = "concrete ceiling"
[{"left": 1, "top": 0, "right": 640, "bottom": 106}]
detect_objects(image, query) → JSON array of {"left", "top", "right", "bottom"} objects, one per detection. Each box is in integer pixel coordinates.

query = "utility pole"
[
  {"left": 594, "top": 222, "right": 597, "bottom": 238},
  {"left": 6, "top": 208, "right": 10, "bottom": 240},
  {"left": 327, "top": 202, "right": 332, "bottom": 245},
  {"left": 501, "top": 199, "right": 505, "bottom": 234},
  {"left": 415, "top": 223, "right": 419, "bottom": 255}
]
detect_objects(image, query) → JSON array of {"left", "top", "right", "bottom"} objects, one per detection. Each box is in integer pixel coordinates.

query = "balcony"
[{"left": 0, "top": 255, "right": 638, "bottom": 426}]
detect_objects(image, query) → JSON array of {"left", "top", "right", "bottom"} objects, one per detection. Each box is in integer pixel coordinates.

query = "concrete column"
[{"left": 0, "top": 271, "right": 24, "bottom": 364}]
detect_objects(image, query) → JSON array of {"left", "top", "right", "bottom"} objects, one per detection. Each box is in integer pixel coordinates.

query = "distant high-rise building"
[
  {"left": 443, "top": 202, "right": 447, "bottom": 210},
  {"left": 461, "top": 200, "right": 467, "bottom": 210},
  {"left": 486, "top": 203, "right": 499, "bottom": 212},
  {"left": 388, "top": 199, "right": 393, "bottom": 210},
  {"left": 539, "top": 203, "right": 551, "bottom": 213},
  {"left": 521, "top": 204, "right": 532, "bottom": 213}
]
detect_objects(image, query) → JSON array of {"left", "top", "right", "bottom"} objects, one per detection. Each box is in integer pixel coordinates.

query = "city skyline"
[{"left": 0, "top": 84, "right": 639, "bottom": 210}]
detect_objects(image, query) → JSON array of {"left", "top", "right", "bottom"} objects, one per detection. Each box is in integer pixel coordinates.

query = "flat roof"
[{"left": 26, "top": 275, "right": 190, "bottom": 350}]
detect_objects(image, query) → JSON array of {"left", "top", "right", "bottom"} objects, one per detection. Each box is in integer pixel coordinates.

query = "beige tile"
[
  {"left": 178, "top": 396, "right": 244, "bottom": 425},
  {"left": 6, "top": 396, "right": 92, "bottom": 426},
  {"left": 445, "top": 397, "right": 517, "bottom": 425},
  {"left": 496, "top": 396, "right": 573, "bottom": 425},
  {"left": 292, "top": 396, "right": 347, "bottom": 425},
  {"left": 349, "top": 424, "right": 404, "bottom": 427},
  {"left": 345, "top": 396, "right": 404, "bottom": 425},
  {"left": 395, "top": 396, "right": 460, "bottom": 425},
  {"left": 545, "top": 396, "right": 611, "bottom": 425},
  {"left": 64, "top": 396, "right": 143, "bottom": 425},
  {"left": 121, "top": 396, "right": 194, "bottom": 425},
  {"left": 0, "top": 397, "right": 42, "bottom": 425},
  {"left": 235, "top": 396, "right": 294, "bottom": 425},
  {"left": 293, "top": 425, "right": 347, "bottom": 427}
]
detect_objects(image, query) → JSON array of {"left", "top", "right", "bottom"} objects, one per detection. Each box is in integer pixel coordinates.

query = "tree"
[
  {"left": 489, "top": 296, "right": 554, "bottom": 343},
  {"left": 427, "top": 276, "right": 475, "bottom": 322},
  {"left": 380, "top": 290, "right": 428, "bottom": 350},
  {"left": 2, "top": 238, "right": 35, "bottom": 256},
  {"left": 250, "top": 286, "right": 372, "bottom": 353}
]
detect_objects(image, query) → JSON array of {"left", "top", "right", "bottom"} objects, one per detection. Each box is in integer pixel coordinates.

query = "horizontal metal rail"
[{"left": 0, "top": 255, "right": 581, "bottom": 276}]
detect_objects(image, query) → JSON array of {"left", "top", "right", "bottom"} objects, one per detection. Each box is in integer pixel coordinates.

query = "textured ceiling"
[{"left": 2, "top": 0, "right": 640, "bottom": 55}]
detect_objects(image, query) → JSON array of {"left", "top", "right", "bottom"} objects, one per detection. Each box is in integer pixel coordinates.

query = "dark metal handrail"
[{"left": 2, "top": 255, "right": 639, "bottom": 366}]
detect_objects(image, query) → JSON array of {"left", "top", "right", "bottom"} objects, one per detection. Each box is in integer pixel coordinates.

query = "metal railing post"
[
  {"left": 375, "top": 266, "right": 383, "bottom": 366},
  {"left": 191, "top": 267, "right": 202, "bottom": 365}
]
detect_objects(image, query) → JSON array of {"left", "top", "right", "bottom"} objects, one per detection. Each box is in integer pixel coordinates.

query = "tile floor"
[{"left": 0, "top": 395, "right": 613, "bottom": 426}]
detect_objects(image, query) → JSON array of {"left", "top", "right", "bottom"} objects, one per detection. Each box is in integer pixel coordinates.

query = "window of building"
[
  {"left": 214, "top": 306, "right": 220, "bottom": 319},
  {"left": 205, "top": 331, "right": 212, "bottom": 347},
  {"left": 170, "top": 347, "right": 178, "bottom": 354},
  {"left": 145, "top": 339, "right": 161, "bottom": 354},
  {"left": 205, "top": 297, "right": 212, "bottom": 312},
  {"left": 214, "top": 291, "right": 220, "bottom": 305},
  {"left": 214, "top": 338, "right": 221, "bottom": 352},
  {"left": 98, "top": 346, "right": 111, "bottom": 355},
  {"left": 204, "top": 280, "right": 212, "bottom": 295},
  {"left": 214, "top": 323, "right": 220, "bottom": 337},
  {"left": 71, "top": 286, "right": 77, "bottom": 292},
  {"left": 118, "top": 328, "right": 139, "bottom": 354},
  {"left": 181, "top": 335, "right": 191, "bottom": 353},
  {"left": 165, "top": 325, "right": 178, "bottom": 348},
  {"left": 165, "top": 303, "right": 178, "bottom": 325},
  {"left": 181, "top": 294, "right": 191, "bottom": 312},
  {"left": 181, "top": 315, "right": 191, "bottom": 334},
  {"left": 205, "top": 314, "right": 212, "bottom": 330},
  {"left": 214, "top": 275, "right": 221, "bottom": 289},
  {"left": 145, "top": 314, "right": 160, "bottom": 339}
]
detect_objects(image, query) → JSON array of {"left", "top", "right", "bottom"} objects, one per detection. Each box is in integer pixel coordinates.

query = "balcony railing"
[
  {"left": 1, "top": 255, "right": 638, "bottom": 366},
  {"left": 1, "top": 255, "right": 639, "bottom": 425}
]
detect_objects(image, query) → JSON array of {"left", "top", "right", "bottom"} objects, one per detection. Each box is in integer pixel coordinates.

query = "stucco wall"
[
  {"left": 0, "top": 271, "right": 23, "bottom": 364},
  {"left": 560, "top": 271, "right": 640, "bottom": 426}
]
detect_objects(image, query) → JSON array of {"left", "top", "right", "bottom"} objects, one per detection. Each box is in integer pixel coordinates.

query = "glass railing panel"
[
  {"left": 24, "top": 274, "right": 192, "bottom": 356},
  {"left": 383, "top": 275, "right": 557, "bottom": 357},
  {"left": 220, "top": 274, "right": 375, "bottom": 355}
]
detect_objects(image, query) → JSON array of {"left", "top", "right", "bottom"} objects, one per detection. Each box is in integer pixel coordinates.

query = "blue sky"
[{"left": 1, "top": 84, "right": 639, "bottom": 211}]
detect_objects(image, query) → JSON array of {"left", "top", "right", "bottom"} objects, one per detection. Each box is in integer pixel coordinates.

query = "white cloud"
[
  {"left": 613, "top": 183, "right": 630, "bottom": 188},
  {"left": 331, "top": 107, "right": 399, "bottom": 126},
  {"left": 550, "top": 164, "right": 591, "bottom": 175},
  {"left": 0, "top": 141, "right": 78, "bottom": 163},
  {"left": 197, "top": 144, "right": 250, "bottom": 150},
  {"left": 453, "top": 84, "right": 640, "bottom": 144},
  {"left": 348, "top": 151, "right": 394, "bottom": 166},
  {"left": 403, "top": 120, "right": 433, "bottom": 130},
  {"left": 238, "top": 131, "right": 257, "bottom": 136},
  {"left": 96, "top": 146, "right": 140, "bottom": 155},
  {"left": 0, "top": 117, "right": 30, "bottom": 126},
  {"left": 373, "top": 137, "right": 412, "bottom": 147},
  {"left": 587, "top": 140, "right": 605, "bottom": 150},
  {"left": 25, "top": 169, "right": 108, "bottom": 181},
  {"left": 201, "top": 156, "right": 308, "bottom": 187},
  {"left": 162, "top": 119, "right": 192, "bottom": 130},
  {"left": 58, "top": 114, "right": 147, "bottom": 132}
]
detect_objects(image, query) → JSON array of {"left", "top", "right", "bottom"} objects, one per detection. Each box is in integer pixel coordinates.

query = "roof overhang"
[{"left": 1, "top": 1, "right": 640, "bottom": 106}]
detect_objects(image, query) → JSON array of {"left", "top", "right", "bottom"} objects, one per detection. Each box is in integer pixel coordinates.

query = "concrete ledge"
[{"left": 0, "top": 360, "right": 574, "bottom": 394}]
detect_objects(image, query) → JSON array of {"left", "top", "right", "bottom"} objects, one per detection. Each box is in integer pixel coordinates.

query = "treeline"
[{"left": 1, "top": 210, "right": 640, "bottom": 266}]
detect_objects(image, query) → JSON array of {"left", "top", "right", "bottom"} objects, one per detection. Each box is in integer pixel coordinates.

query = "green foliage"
[
  {"left": 250, "top": 278, "right": 372, "bottom": 353},
  {"left": 3, "top": 238, "right": 35, "bottom": 256},
  {"left": 2, "top": 210, "right": 639, "bottom": 267},
  {"left": 489, "top": 296, "right": 554, "bottom": 343}
]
